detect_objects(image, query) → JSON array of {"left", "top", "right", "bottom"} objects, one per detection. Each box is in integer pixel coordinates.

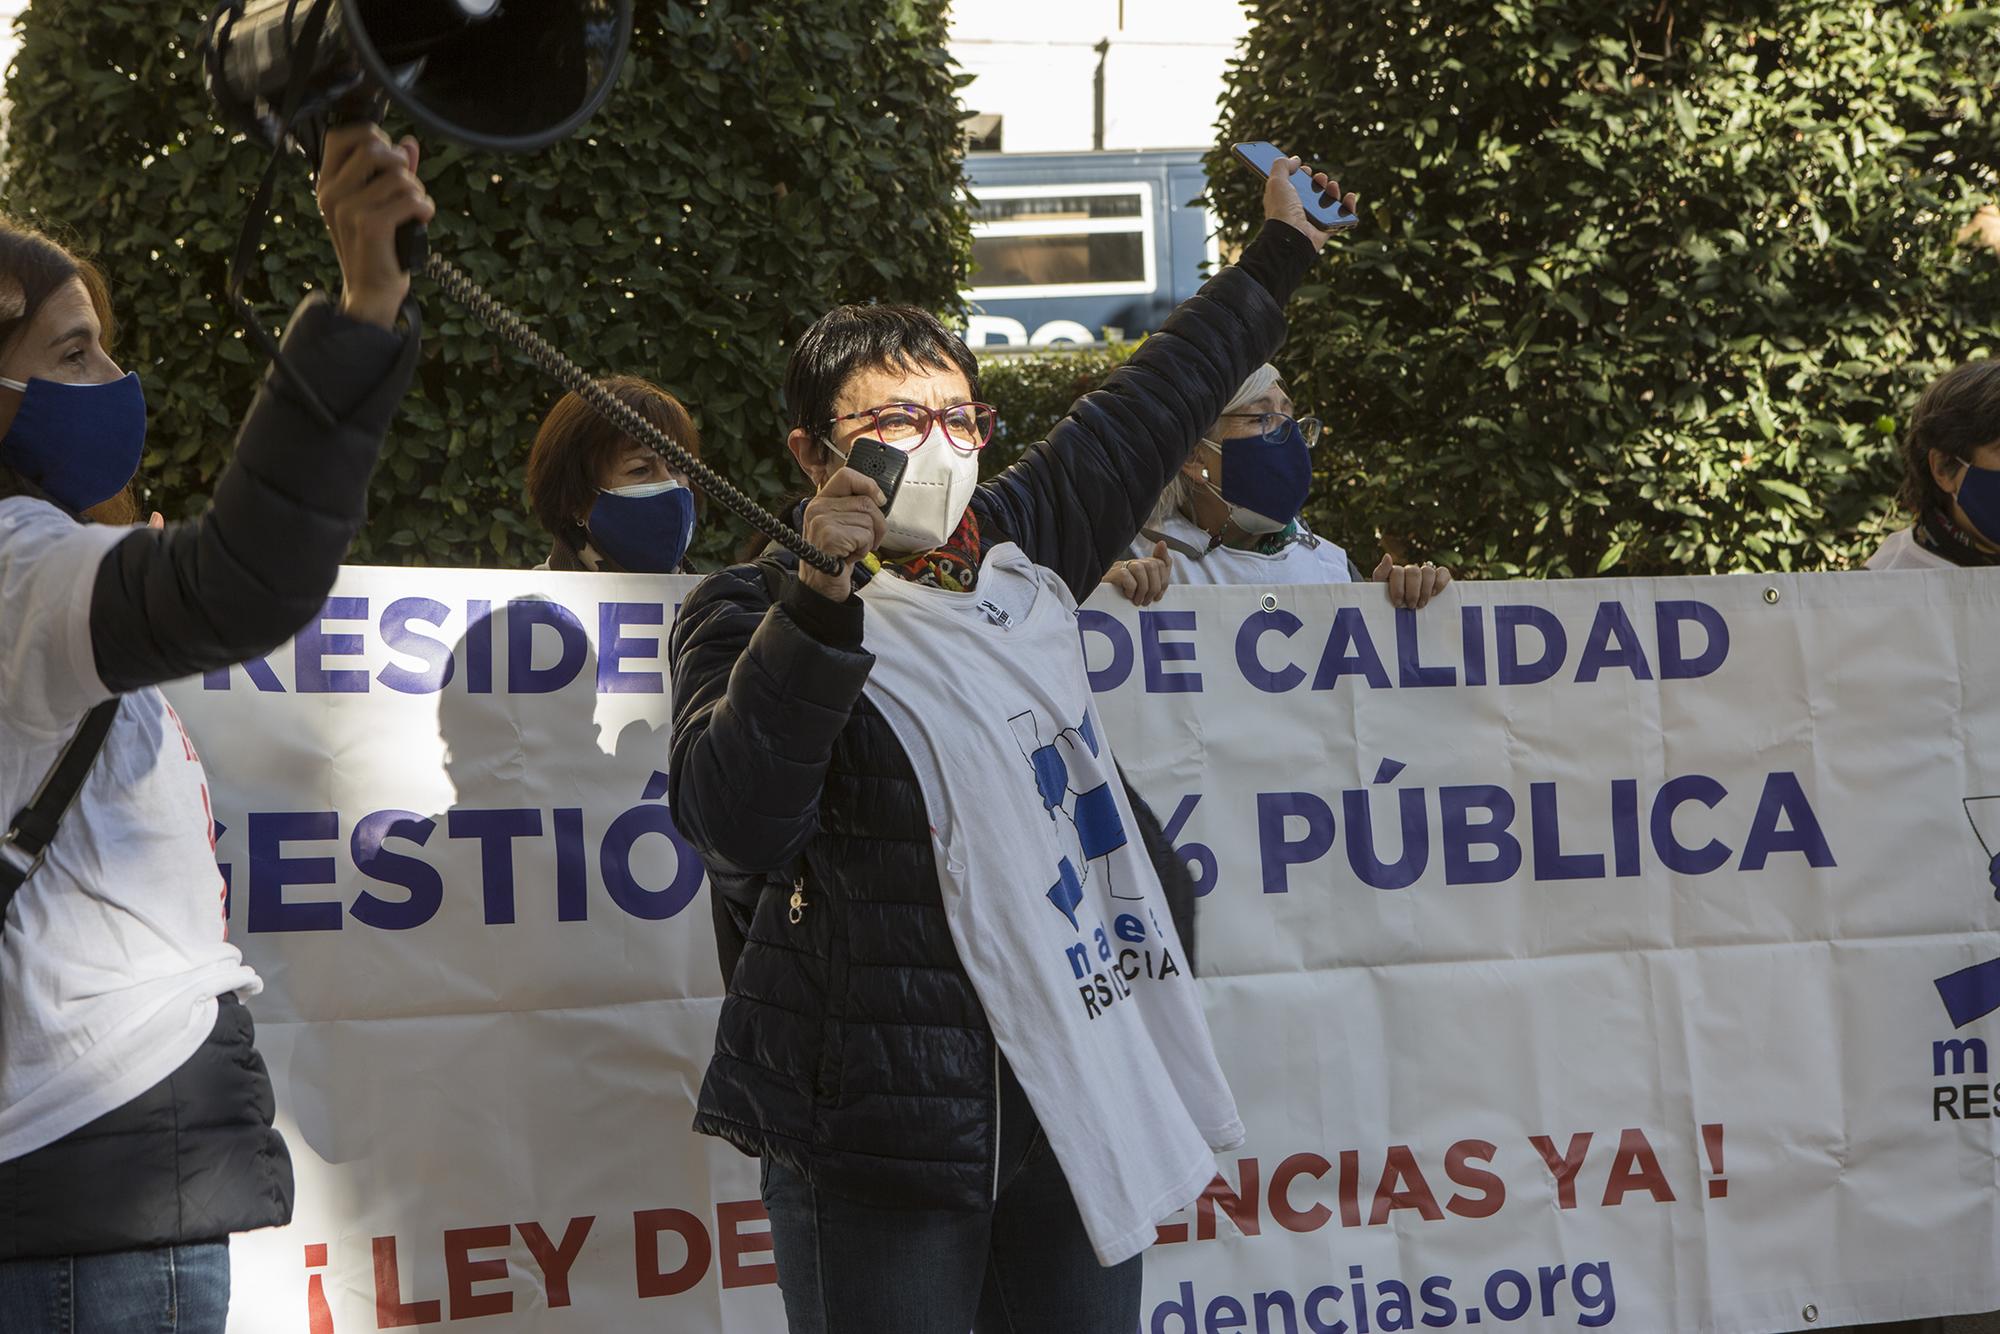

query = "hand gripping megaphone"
[{"left": 201, "top": 0, "right": 841, "bottom": 574}]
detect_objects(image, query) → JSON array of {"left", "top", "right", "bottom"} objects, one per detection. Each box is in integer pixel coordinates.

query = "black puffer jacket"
[
  {"left": 668, "top": 223, "right": 1312, "bottom": 1211},
  {"left": 0, "top": 997, "right": 290, "bottom": 1258}
]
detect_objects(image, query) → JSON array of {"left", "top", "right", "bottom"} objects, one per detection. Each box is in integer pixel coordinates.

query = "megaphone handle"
[{"left": 397, "top": 221, "right": 430, "bottom": 275}]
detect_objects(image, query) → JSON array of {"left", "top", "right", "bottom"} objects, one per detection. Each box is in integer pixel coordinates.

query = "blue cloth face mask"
[
  {"left": 1205, "top": 419, "right": 1313, "bottom": 535},
  {"left": 0, "top": 372, "right": 147, "bottom": 513},
  {"left": 1955, "top": 461, "right": 2000, "bottom": 547},
  {"left": 587, "top": 479, "right": 696, "bottom": 573}
]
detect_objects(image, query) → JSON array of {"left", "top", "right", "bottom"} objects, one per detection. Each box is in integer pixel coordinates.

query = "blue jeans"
[
  {"left": 761, "top": 1061, "right": 1143, "bottom": 1333},
  {"left": 0, "top": 1243, "right": 230, "bottom": 1333}
]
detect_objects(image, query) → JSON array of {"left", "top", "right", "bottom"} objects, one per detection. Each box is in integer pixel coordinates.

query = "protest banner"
[{"left": 169, "top": 567, "right": 2000, "bottom": 1332}]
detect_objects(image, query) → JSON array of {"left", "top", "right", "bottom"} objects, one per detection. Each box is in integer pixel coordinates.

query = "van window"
[
  {"left": 965, "top": 183, "right": 1156, "bottom": 298},
  {"left": 971, "top": 194, "right": 1143, "bottom": 223},
  {"left": 971, "top": 233, "right": 1146, "bottom": 287}
]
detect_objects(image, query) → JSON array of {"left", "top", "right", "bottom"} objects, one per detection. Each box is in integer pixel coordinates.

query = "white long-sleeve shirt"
[{"left": 0, "top": 497, "right": 256, "bottom": 1163}]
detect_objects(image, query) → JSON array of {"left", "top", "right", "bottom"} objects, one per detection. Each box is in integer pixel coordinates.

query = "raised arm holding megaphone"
[
  {"left": 0, "top": 5, "right": 652, "bottom": 1324},
  {"left": 0, "top": 115, "right": 436, "bottom": 1332}
]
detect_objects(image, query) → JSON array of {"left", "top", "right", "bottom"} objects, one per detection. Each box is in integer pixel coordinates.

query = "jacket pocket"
[{"left": 809, "top": 866, "right": 851, "bottom": 1121}]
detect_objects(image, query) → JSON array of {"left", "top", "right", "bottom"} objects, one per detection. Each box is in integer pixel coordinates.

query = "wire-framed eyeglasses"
[
  {"left": 1217, "top": 411, "right": 1323, "bottom": 449},
  {"left": 825, "top": 401, "right": 999, "bottom": 453}
]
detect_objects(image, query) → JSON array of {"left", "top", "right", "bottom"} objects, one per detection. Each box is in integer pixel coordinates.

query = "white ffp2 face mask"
[{"left": 840, "top": 427, "right": 981, "bottom": 555}]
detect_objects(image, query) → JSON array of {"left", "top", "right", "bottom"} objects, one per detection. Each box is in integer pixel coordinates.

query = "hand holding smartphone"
[{"left": 1231, "top": 141, "right": 1358, "bottom": 232}]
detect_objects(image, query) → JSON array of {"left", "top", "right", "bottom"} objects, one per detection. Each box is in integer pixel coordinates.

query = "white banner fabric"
[{"left": 154, "top": 566, "right": 2000, "bottom": 1334}]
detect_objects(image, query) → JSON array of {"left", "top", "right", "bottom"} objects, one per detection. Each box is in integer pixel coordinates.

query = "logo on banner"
[
  {"left": 1930, "top": 797, "right": 2000, "bottom": 1123},
  {"left": 1933, "top": 796, "right": 2000, "bottom": 1031}
]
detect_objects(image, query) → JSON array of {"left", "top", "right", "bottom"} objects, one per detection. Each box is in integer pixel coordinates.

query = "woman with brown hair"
[
  {"left": 1867, "top": 358, "right": 2000, "bottom": 569},
  {"left": 525, "top": 375, "right": 704, "bottom": 573},
  {"left": 0, "top": 125, "right": 430, "bottom": 1331}
]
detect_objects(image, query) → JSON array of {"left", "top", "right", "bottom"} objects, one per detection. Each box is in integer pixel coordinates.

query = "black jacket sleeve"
[
  {"left": 974, "top": 220, "right": 1315, "bottom": 599},
  {"left": 88, "top": 294, "right": 418, "bottom": 692},
  {"left": 667, "top": 560, "right": 875, "bottom": 877},
  {"left": 1122, "top": 765, "right": 1198, "bottom": 974}
]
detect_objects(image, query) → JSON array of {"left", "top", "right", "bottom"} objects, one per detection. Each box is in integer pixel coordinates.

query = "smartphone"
[
  {"left": 843, "top": 436, "right": 908, "bottom": 511},
  {"left": 1231, "top": 141, "right": 1358, "bottom": 231}
]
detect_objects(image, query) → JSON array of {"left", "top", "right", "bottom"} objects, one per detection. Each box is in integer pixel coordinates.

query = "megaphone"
[
  {"left": 201, "top": 0, "right": 846, "bottom": 577},
  {"left": 205, "top": 0, "right": 632, "bottom": 158}
]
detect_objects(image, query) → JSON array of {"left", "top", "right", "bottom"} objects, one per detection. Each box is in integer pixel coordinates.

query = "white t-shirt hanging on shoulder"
[
  {"left": 858, "top": 542, "right": 1243, "bottom": 1267},
  {"left": 1865, "top": 527, "right": 1960, "bottom": 571},
  {"left": 1131, "top": 510, "right": 1354, "bottom": 585},
  {"left": 0, "top": 496, "right": 257, "bottom": 1163}
]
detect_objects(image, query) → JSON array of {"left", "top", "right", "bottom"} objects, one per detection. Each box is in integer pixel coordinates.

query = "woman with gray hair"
[{"left": 1103, "top": 362, "right": 1451, "bottom": 608}]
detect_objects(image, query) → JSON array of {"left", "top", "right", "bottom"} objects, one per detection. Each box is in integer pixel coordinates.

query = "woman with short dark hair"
[
  {"left": 525, "top": 375, "right": 705, "bottom": 573},
  {"left": 1869, "top": 359, "right": 2000, "bottom": 569}
]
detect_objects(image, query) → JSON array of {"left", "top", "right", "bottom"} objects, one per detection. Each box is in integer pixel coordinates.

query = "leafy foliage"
[
  {"left": 975, "top": 342, "right": 1134, "bottom": 480},
  {"left": 3, "top": 0, "right": 970, "bottom": 567},
  {"left": 1212, "top": 1, "right": 2000, "bottom": 576}
]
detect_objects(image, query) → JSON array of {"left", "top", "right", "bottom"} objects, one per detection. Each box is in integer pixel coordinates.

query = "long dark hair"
[
  {"left": 0, "top": 217, "right": 118, "bottom": 508},
  {"left": 1899, "top": 359, "right": 2000, "bottom": 516},
  {"left": 524, "top": 376, "right": 702, "bottom": 568}
]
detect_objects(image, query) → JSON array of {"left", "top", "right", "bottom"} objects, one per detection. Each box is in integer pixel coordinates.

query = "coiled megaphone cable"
[{"left": 423, "top": 254, "right": 842, "bottom": 575}]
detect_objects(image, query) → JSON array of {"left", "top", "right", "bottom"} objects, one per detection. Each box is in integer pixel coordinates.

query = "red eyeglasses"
[{"left": 825, "top": 401, "right": 1000, "bottom": 453}]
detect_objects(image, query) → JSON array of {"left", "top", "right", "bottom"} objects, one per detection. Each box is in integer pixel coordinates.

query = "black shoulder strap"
[{"left": 0, "top": 698, "right": 121, "bottom": 917}]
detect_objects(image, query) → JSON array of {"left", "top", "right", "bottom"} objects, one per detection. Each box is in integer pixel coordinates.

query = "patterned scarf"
[
  {"left": 862, "top": 507, "right": 984, "bottom": 592},
  {"left": 1246, "top": 519, "right": 1305, "bottom": 556},
  {"left": 1914, "top": 505, "right": 2000, "bottom": 568},
  {"left": 1193, "top": 517, "right": 1304, "bottom": 556}
]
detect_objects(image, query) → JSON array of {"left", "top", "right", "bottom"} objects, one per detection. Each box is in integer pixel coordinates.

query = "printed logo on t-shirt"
[
  {"left": 163, "top": 699, "right": 228, "bottom": 936},
  {"left": 1009, "top": 706, "right": 1183, "bottom": 1020}
]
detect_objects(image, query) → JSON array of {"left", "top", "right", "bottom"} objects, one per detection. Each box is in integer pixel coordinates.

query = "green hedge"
[
  {"left": 1212, "top": 2, "right": 2000, "bottom": 576},
  {"left": 3, "top": 0, "right": 970, "bottom": 568},
  {"left": 975, "top": 343, "right": 1135, "bottom": 480}
]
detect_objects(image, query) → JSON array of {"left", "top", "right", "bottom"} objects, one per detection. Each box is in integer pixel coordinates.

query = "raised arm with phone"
[{"left": 1233, "top": 140, "right": 1361, "bottom": 232}]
